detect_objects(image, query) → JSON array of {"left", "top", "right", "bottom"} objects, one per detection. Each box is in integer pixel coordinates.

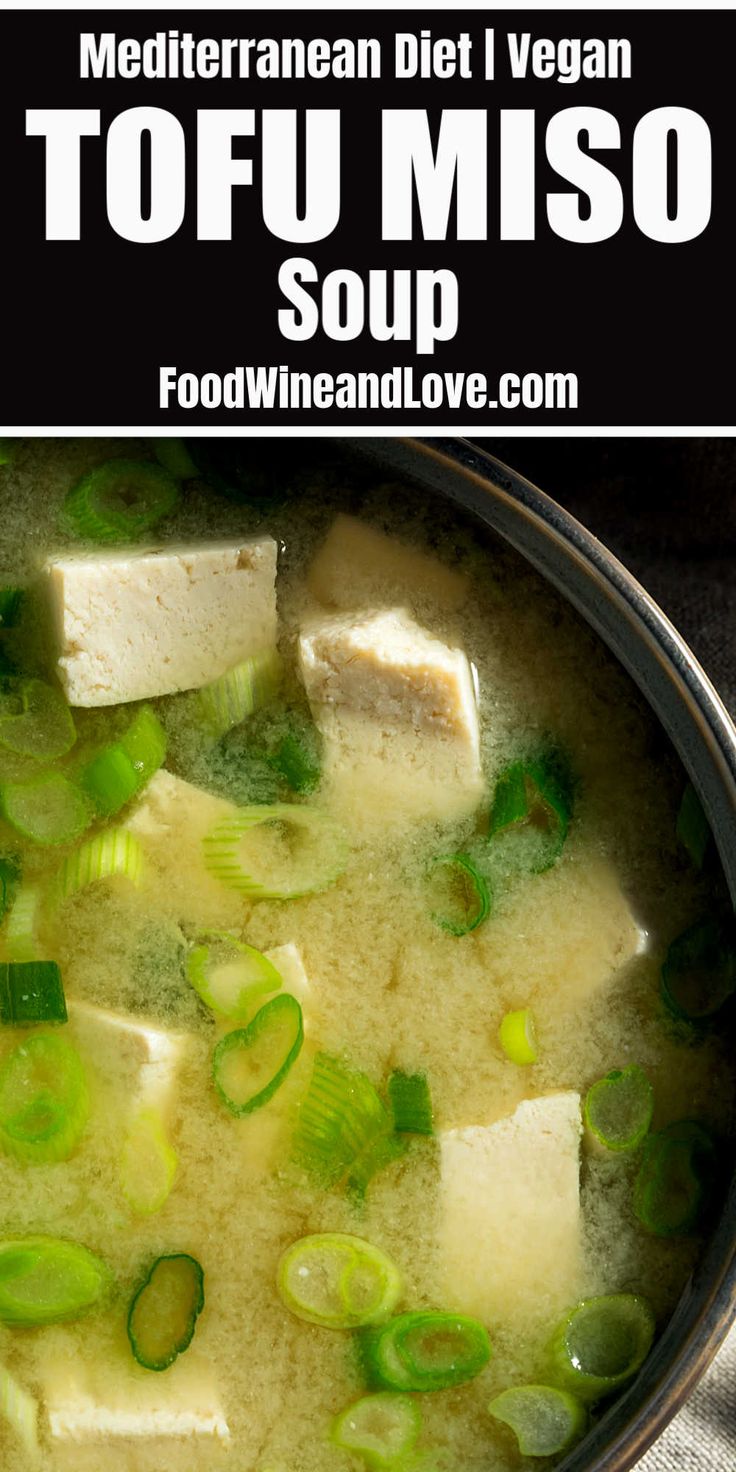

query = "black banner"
[{"left": 0, "top": 9, "right": 732, "bottom": 427}]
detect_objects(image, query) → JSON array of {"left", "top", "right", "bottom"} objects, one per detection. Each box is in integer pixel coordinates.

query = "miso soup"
[{"left": 0, "top": 438, "right": 732, "bottom": 1472}]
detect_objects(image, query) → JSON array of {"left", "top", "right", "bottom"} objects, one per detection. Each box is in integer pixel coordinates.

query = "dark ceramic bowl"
[{"left": 351, "top": 436, "right": 736, "bottom": 1472}]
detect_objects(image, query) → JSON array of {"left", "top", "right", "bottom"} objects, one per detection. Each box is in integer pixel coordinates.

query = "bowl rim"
[{"left": 354, "top": 434, "right": 736, "bottom": 1472}]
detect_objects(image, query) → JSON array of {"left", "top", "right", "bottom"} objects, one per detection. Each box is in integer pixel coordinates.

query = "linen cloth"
[{"left": 474, "top": 440, "right": 736, "bottom": 1471}]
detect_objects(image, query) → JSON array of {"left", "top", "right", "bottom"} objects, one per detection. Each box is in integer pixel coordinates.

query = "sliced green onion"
[
  {"left": 633, "top": 1120, "right": 716, "bottom": 1236},
  {"left": 331, "top": 1393, "right": 421, "bottom": 1468},
  {"left": 548, "top": 1294, "right": 655, "bottom": 1402},
  {"left": 268, "top": 730, "right": 321, "bottom": 795},
  {"left": 4, "top": 884, "right": 40, "bottom": 962},
  {"left": 661, "top": 918, "right": 735, "bottom": 1022},
  {"left": 187, "top": 931, "right": 282, "bottom": 1021},
  {"left": 489, "top": 747, "right": 574, "bottom": 872},
  {"left": 0, "top": 1033, "right": 88, "bottom": 1163},
  {"left": 54, "top": 829, "right": 143, "bottom": 903},
  {"left": 0, "top": 588, "right": 23, "bottom": 627},
  {"left": 498, "top": 1008, "right": 538, "bottom": 1065},
  {"left": 277, "top": 1233, "right": 402, "bottom": 1329},
  {"left": 203, "top": 804, "right": 347, "bottom": 899},
  {"left": 0, "top": 1236, "right": 110, "bottom": 1325},
  {"left": 213, "top": 994, "right": 304, "bottom": 1117},
  {"left": 293, "top": 1052, "right": 398, "bottom": 1193},
  {"left": 127, "top": 1253, "right": 204, "bottom": 1372},
  {"left": 0, "top": 441, "right": 18, "bottom": 467},
  {"left": 388, "top": 1071, "right": 433, "bottom": 1136},
  {"left": 0, "top": 679, "right": 76, "bottom": 761},
  {"left": 360, "top": 1311, "right": 492, "bottom": 1393},
  {"left": 584, "top": 1065, "right": 653, "bottom": 1152},
  {"left": 676, "top": 783, "right": 711, "bottom": 870},
  {"left": 0, "top": 1361, "right": 39, "bottom": 1459},
  {"left": 0, "top": 962, "right": 67, "bottom": 1026},
  {"left": 428, "top": 853, "right": 491, "bottom": 936},
  {"left": 121, "top": 1109, "right": 179, "bottom": 1216},
  {"left": 62, "top": 459, "right": 179, "bottom": 543},
  {"left": 488, "top": 1384, "right": 586, "bottom": 1456},
  {"left": 1, "top": 772, "right": 92, "bottom": 846},
  {"left": 199, "top": 649, "right": 282, "bottom": 739},
  {"left": 0, "top": 853, "right": 21, "bottom": 925},
  {"left": 80, "top": 706, "right": 166, "bottom": 817},
  {"left": 152, "top": 437, "right": 199, "bottom": 480}
]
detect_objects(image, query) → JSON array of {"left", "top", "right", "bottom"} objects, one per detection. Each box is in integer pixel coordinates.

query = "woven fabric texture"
[{"left": 474, "top": 441, "right": 736, "bottom": 1471}]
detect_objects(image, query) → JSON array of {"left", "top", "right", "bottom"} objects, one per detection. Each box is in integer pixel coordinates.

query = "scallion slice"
[
  {"left": 660, "top": 918, "right": 736, "bottom": 1022},
  {"left": 0, "top": 441, "right": 17, "bottom": 467},
  {"left": 0, "top": 588, "right": 23, "bottom": 627},
  {"left": 121, "top": 1109, "right": 179, "bottom": 1216},
  {"left": 293, "top": 1052, "right": 399, "bottom": 1193},
  {"left": 331, "top": 1393, "right": 421, "bottom": 1468},
  {"left": 152, "top": 438, "right": 199, "bottom": 480},
  {"left": 489, "top": 747, "right": 574, "bottom": 872},
  {"left": 203, "top": 804, "right": 347, "bottom": 899},
  {"left": 2, "top": 772, "right": 92, "bottom": 846},
  {"left": 277, "top": 1233, "right": 402, "bottom": 1329},
  {"left": 54, "top": 829, "right": 143, "bottom": 903},
  {"left": 80, "top": 706, "right": 166, "bottom": 817},
  {"left": 0, "top": 679, "right": 76, "bottom": 762},
  {"left": 0, "top": 1033, "right": 88, "bottom": 1163},
  {"left": 488, "top": 1384, "right": 586, "bottom": 1456},
  {"left": 187, "top": 931, "right": 282, "bottom": 1021},
  {"left": 5, "top": 884, "right": 40, "bottom": 962},
  {"left": 213, "top": 994, "right": 303, "bottom": 1116},
  {"left": 360, "top": 1311, "right": 492, "bottom": 1393},
  {"left": 199, "top": 649, "right": 282, "bottom": 739},
  {"left": 676, "top": 782, "right": 711, "bottom": 869},
  {"left": 388, "top": 1071, "right": 433, "bottom": 1136},
  {"left": 0, "top": 961, "right": 67, "bottom": 1026},
  {"left": 427, "top": 853, "right": 491, "bottom": 936},
  {"left": 0, "top": 1361, "right": 39, "bottom": 1459},
  {"left": 547, "top": 1294, "right": 655, "bottom": 1402},
  {"left": 584, "top": 1065, "right": 653, "bottom": 1152},
  {"left": 127, "top": 1254, "right": 204, "bottom": 1372},
  {"left": 498, "top": 1008, "right": 538, "bottom": 1065},
  {"left": 633, "top": 1120, "right": 716, "bottom": 1236},
  {"left": 62, "top": 459, "right": 179, "bottom": 542},
  {"left": 0, "top": 1236, "right": 110, "bottom": 1325}
]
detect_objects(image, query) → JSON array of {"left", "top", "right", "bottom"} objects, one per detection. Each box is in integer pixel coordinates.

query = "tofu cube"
[
  {"left": 44, "top": 1352, "right": 229, "bottom": 1442},
  {"left": 44, "top": 537, "right": 277, "bottom": 706},
  {"left": 264, "top": 942, "right": 311, "bottom": 1014},
  {"left": 492, "top": 857, "right": 649, "bottom": 1014},
  {"left": 439, "top": 1093, "right": 582, "bottom": 1326},
  {"left": 298, "top": 607, "right": 483, "bottom": 826},
  {"left": 68, "top": 998, "right": 191, "bottom": 1118},
  {"left": 124, "top": 769, "right": 245, "bottom": 928},
  {"left": 308, "top": 513, "right": 468, "bottom": 613},
  {"left": 299, "top": 606, "right": 479, "bottom": 746}
]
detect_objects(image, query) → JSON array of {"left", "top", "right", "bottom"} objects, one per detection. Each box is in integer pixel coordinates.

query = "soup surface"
[{"left": 0, "top": 439, "right": 733, "bottom": 1472}]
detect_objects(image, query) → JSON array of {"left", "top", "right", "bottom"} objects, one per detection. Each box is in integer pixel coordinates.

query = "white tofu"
[
  {"left": 68, "top": 998, "right": 191, "bottom": 1118},
  {"left": 44, "top": 537, "right": 277, "bottom": 706},
  {"left": 488, "top": 857, "right": 649, "bottom": 1014},
  {"left": 125, "top": 769, "right": 245, "bottom": 928},
  {"left": 264, "top": 942, "right": 311, "bottom": 1012},
  {"left": 439, "top": 1093, "right": 582, "bottom": 1326},
  {"left": 298, "top": 607, "right": 483, "bottom": 826},
  {"left": 308, "top": 513, "right": 468, "bottom": 613},
  {"left": 299, "top": 606, "right": 479, "bottom": 745},
  {"left": 44, "top": 1353, "right": 229, "bottom": 1442}
]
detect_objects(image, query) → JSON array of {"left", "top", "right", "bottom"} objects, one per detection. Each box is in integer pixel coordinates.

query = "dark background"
[
  {"left": 1, "top": 9, "right": 733, "bottom": 426},
  {"left": 473, "top": 438, "right": 736, "bottom": 715}
]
